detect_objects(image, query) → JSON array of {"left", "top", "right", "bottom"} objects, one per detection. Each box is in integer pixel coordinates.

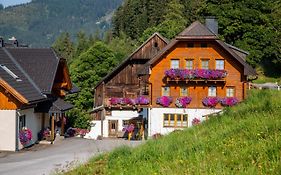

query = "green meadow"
[{"left": 66, "top": 90, "right": 281, "bottom": 175}]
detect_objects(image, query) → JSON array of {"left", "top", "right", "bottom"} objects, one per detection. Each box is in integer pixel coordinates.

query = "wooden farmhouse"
[
  {"left": 0, "top": 38, "right": 77, "bottom": 151},
  {"left": 90, "top": 18, "right": 256, "bottom": 139},
  {"left": 89, "top": 33, "right": 168, "bottom": 138}
]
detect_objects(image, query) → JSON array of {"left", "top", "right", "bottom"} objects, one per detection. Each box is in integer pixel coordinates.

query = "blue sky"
[{"left": 0, "top": 0, "right": 31, "bottom": 7}]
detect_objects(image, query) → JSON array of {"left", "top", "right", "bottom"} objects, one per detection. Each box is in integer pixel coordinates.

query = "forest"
[
  {"left": 52, "top": 0, "right": 281, "bottom": 128},
  {"left": 0, "top": 0, "right": 122, "bottom": 47}
]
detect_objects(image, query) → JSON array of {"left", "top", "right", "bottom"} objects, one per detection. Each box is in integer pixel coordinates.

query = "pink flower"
[
  {"left": 156, "top": 96, "right": 173, "bottom": 107},
  {"left": 202, "top": 97, "right": 220, "bottom": 107}
]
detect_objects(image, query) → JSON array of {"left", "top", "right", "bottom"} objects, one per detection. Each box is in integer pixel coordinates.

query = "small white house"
[{"left": 0, "top": 44, "right": 77, "bottom": 151}]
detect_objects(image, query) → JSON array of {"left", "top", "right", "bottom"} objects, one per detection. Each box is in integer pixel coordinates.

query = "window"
[
  {"left": 162, "top": 87, "right": 170, "bottom": 96},
  {"left": 208, "top": 86, "right": 217, "bottom": 97},
  {"left": 187, "top": 43, "right": 194, "bottom": 48},
  {"left": 180, "top": 87, "right": 188, "bottom": 96},
  {"left": 216, "top": 60, "right": 224, "bottom": 70},
  {"left": 226, "top": 87, "right": 235, "bottom": 97},
  {"left": 19, "top": 115, "right": 26, "bottom": 130},
  {"left": 185, "top": 59, "right": 193, "bottom": 70},
  {"left": 201, "top": 43, "right": 208, "bottom": 48},
  {"left": 0, "top": 64, "right": 22, "bottom": 81},
  {"left": 171, "top": 59, "right": 180, "bottom": 69},
  {"left": 163, "top": 114, "right": 188, "bottom": 127},
  {"left": 201, "top": 59, "right": 209, "bottom": 69}
]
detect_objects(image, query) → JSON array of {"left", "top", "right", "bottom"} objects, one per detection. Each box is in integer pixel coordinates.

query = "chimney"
[
  {"left": 0, "top": 37, "right": 4, "bottom": 47},
  {"left": 9, "top": 36, "right": 18, "bottom": 47},
  {"left": 205, "top": 16, "right": 218, "bottom": 35}
]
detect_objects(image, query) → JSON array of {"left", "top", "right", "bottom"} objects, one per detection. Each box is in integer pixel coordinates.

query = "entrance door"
[{"left": 108, "top": 120, "right": 118, "bottom": 137}]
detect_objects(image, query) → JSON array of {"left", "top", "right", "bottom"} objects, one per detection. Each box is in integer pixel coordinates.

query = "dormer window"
[{"left": 0, "top": 64, "right": 22, "bottom": 82}]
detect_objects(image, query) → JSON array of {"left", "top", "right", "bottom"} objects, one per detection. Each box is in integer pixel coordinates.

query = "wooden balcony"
[
  {"left": 166, "top": 78, "right": 226, "bottom": 84},
  {"left": 104, "top": 97, "right": 150, "bottom": 110}
]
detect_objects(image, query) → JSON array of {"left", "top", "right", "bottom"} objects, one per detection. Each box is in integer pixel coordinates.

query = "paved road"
[{"left": 0, "top": 138, "right": 142, "bottom": 175}]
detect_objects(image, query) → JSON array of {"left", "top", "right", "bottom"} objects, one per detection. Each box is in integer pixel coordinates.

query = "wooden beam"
[
  {"left": 0, "top": 78, "right": 28, "bottom": 104},
  {"left": 51, "top": 114, "right": 55, "bottom": 143},
  {"left": 61, "top": 113, "right": 65, "bottom": 136}
]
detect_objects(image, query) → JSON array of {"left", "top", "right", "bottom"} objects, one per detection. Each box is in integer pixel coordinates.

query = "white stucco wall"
[
  {"left": 17, "top": 109, "right": 42, "bottom": 149},
  {"left": 84, "top": 120, "right": 102, "bottom": 139},
  {"left": 148, "top": 108, "right": 221, "bottom": 136},
  {"left": 0, "top": 110, "right": 16, "bottom": 151},
  {"left": 88, "top": 110, "right": 139, "bottom": 139}
]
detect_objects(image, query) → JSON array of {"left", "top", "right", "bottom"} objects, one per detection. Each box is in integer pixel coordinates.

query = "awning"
[{"left": 49, "top": 98, "right": 74, "bottom": 113}]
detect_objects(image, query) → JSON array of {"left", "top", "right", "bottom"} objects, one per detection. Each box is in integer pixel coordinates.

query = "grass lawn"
[{"left": 65, "top": 90, "right": 281, "bottom": 175}]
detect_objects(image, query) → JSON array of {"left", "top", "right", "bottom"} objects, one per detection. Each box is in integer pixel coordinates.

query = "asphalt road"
[{"left": 0, "top": 138, "right": 142, "bottom": 175}]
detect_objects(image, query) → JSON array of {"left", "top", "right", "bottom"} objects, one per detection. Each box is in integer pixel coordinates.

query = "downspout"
[{"left": 15, "top": 110, "right": 20, "bottom": 151}]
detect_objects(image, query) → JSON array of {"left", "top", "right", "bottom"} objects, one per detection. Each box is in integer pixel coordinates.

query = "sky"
[{"left": 0, "top": 0, "right": 31, "bottom": 7}]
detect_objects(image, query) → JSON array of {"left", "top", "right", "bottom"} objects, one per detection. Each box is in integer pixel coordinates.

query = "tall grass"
[{"left": 66, "top": 90, "right": 281, "bottom": 175}]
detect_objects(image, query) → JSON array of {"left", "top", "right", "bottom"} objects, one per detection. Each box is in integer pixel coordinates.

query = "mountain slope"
[
  {"left": 0, "top": 0, "right": 123, "bottom": 47},
  {"left": 66, "top": 90, "right": 281, "bottom": 174}
]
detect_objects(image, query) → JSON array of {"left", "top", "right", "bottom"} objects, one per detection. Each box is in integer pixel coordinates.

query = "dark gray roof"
[
  {"left": 177, "top": 21, "right": 218, "bottom": 39},
  {"left": 0, "top": 48, "right": 46, "bottom": 103},
  {"left": 49, "top": 98, "right": 74, "bottom": 112},
  {"left": 6, "top": 48, "right": 59, "bottom": 94}
]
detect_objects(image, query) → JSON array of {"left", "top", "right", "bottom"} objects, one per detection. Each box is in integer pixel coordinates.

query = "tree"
[
  {"left": 52, "top": 32, "right": 74, "bottom": 62},
  {"left": 67, "top": 41, "right": 119, "bottom": 128}
]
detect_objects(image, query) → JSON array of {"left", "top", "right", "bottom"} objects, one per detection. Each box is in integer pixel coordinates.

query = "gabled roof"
[
  {"left": 6, "top": 48, "right": 60, "bottom": 94},
  {"left": 0, "top": 48, "right": 46, "bottom": 104},
  {"left": 94, "top": 32, "right": 169, "bottom": 89},
  {"left": 145, "top": 21, "right": 256, "bottom": 76},
  {"left": 177, "top": 21, "right": 218, "bottom": 40}
]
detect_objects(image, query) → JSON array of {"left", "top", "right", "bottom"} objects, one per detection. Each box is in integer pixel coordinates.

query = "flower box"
[
  {"left": 202, "top": 97, "right": 220, "bottom": 108},
  {"left": 156, "top": 96, "right": 173, "bottom": 107},
  {"left": 109, "top": 96, "right": 149, "bottom": 106},
  {"left": 165, "top": 68, "right": 227, "bottom": 80},
  {"left": 175, "top": 97, "right": 192, "bottom": 108},
  {"left": 221, "top": 97, "right": 238, "bottom": 106}
]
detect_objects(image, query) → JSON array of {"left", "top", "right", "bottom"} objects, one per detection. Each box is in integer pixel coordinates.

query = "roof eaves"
[
  {"left": 215, "top": 40, "right": 256, "bottom": 76},
  {"left": 225, "top": 43, "right": 249, "bottom": 55},
  {"left": 49, "top": 48, "right": 61, "bottom": 94},
  {"left": 94, "top": 32, "right": 169, "bottom": 89}
]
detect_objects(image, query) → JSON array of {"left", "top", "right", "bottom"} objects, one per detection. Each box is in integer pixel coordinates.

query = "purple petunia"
[
  {"left": 19, "top": 128, "right": 32, "bottom": 145},
  {"left": 135, "top": 96, "right": 150, "bottom": 105},
  {"left": 202, "top": 97, "right": 220, "bottom": 108},
  {"left": 175, "top": 97, "right": 192, "bottom": 108},
  {"left": 165, "top": 68, "right": 227, "bottom": 80},
  {"left": 221, "top": 97, "right": 238, "bottom": 106},
  {"left": 156, "top": 96, "right": 173, "bottom": 107}
]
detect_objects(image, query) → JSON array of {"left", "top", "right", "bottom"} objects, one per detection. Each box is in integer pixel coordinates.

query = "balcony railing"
[
  {"left": 165, "top": 69, "right": 227, "bottom": 83},
  {"left": 104, "top": 96, "right": 150, "bottom": 109}
]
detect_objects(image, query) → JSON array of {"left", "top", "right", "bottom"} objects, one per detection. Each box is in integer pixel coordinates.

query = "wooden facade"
[
  {"left": 149, "top": 40, "right": 248, "bottom": 109},
  {"left": 93, "top": 33, "right": 168, "bottom": 113}
]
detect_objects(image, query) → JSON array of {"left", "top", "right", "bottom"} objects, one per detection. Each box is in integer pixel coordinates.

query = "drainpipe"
[{"left": 15, "top": 110, "right": 20, "bottom": 151}]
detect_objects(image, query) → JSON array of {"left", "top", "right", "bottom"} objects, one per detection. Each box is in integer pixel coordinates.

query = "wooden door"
[{"left": 108, "top": 120, "right": 118, "bottom": 137}]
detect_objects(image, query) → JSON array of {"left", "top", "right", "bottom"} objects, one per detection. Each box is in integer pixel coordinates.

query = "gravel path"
[{"left": 0, "top": 138, "right": 142, "bottom": 175}]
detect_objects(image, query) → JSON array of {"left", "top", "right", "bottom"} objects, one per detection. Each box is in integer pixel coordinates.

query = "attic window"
[{"left": 0, "top": 64, "right": 22, "bottom": 82}]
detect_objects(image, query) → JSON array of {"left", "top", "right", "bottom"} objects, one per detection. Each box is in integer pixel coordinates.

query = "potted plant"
[
  {"left": 175, "top": 97, "right": 192, "bottom": 108},
  {"left": 202, "top": 97, "right": 220, "bottom": 108},
  {"left": 156, "top": 96, "right": 173, "bottom": 107},
  {"left": 135, "top": 96, "right": 150, "bottom": 105},
  {"left": 221, "top": 97, "right": 238, "bottom": 106},
  {"left": 19, "top": 127, "right": 32, "bottom": 146}
]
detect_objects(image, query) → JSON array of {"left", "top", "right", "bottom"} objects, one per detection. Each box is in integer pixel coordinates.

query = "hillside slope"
[
  {"left": 66, "top": 90, "right": 281, "bottom": 174},
  {"left": 0, "top": 0, "right": 122, "bottom": 47}
]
